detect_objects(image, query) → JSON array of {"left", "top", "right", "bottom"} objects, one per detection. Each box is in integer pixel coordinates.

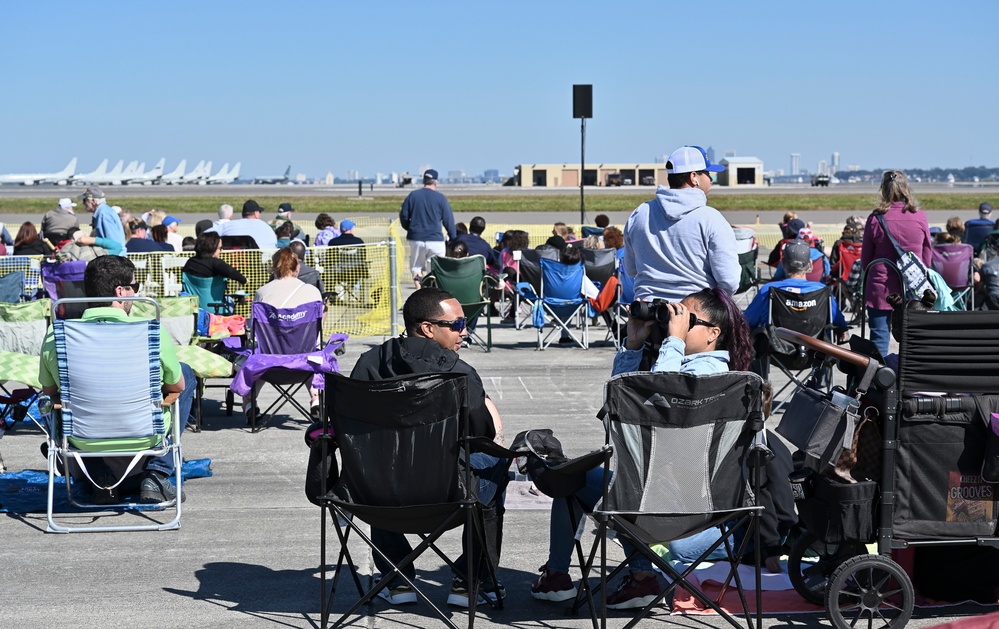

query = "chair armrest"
[{"left": 465, "top": 435, "right": 520, "bottom": 459}]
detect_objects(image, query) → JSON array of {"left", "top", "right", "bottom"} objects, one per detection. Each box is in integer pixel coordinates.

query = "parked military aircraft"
[
  {"left": 0, "top": 158, "right": 77, "bottom": 185},
  {"left": 207, "top": 162, "right": 241, "bottom": 184},
  {"left": 253, "top": 165, "right": 291, "bottom": 184}
]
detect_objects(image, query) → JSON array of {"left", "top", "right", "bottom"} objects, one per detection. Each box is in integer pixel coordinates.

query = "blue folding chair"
[{"left": 536, "top": 258, "right": 588, "bottom": 350}]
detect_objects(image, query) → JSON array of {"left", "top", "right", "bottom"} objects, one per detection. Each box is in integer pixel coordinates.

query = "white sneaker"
[{"left": 377, "top": 583, "right": 418, "bottom": 605}]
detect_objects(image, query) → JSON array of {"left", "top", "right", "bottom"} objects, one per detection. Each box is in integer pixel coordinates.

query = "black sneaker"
[
  {"left": 139, "top": 470, "right": 185, "bottom": 504},
  {"left": 447, "top": 577, "right": 506, "bottom": 607}
]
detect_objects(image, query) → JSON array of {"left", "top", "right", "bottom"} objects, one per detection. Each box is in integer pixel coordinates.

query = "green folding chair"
[{"left": 423, "top": 255, "right": 502, "bottom": 352}]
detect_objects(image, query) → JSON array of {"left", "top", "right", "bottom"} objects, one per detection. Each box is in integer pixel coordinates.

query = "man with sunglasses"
[
  {"left": 624, "top": 145, "right": 741, "bottom": 302},
  {"left": 351, "top": 287, "right": 509, "bottom": 608},
  {"left": 37, "top": 255, "right": 197, "bottom": 504}
]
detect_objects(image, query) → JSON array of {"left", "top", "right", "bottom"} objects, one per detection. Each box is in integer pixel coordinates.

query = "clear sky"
[{"left": 2, "top": 0, "right": 996, "bottom": 180}]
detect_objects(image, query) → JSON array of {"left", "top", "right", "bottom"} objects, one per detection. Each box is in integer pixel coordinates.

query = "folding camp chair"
[
  {"left": 580, "top": 249, "right": 620, "bottom": 347},
  {"left": 44, "top": 296, "right": 182, "bottom": 533},
  {"left": 514, "top": 249, "right": 544, "bottom": 330},
  {"left": 753, "top": 285, "right": 836, "bottom": 412},
  {"left": 41, "top": 259, "right": 89, "bottom": 320},
  {"left": 0, "top": 298, "right": 51, "bottom": 469},
  {"left": 534, "top": 258, "right": 589, "bottom": 350},
  {"left": 319, "top": 372, "right": 508, "bottom": 629},
  {"left": 220, "top": 235, "right": 260, "bottom": 250},
  {"left": 229, "top": 300, "right": 346, "bottom": 432},
  {"left": 0, "top": 271, "right": 24, "bottom": 303},
  {"left": 830, "top": 239, "right": 863, "bottom": 311},
  {"left": 423, "top": 255, "right": 501, "bottom": 351},
  {"left": 182, "top": 272, "right": 233, "bottom": 314},
  {"left": 578, "top": 371, "right": 766, "bottom": 629},
  {"left": 931, "top": 243, "right": 975, "bottom": 310}
]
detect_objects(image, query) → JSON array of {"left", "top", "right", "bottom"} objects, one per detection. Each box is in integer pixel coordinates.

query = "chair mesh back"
[
  {"left": 899, "top": 310, "right": 999, "bottom": 394},
  {"left": 602, "top": 371, "right": 764, "bottom": 515},
  {"left": 327, "top": 372, "right": 467, "bottom": 507},
  {"left": 42, "top": 260, "right": 89, "bottom": 320},
  {"left": 250, "top": 300, "right": 322, "bottom": 355},
  {"left": 55, "top": 318, "right": 163, "bottom": 440},
  {"left": 768, "top": 285, "right": 832, "bottom": 338},
  {"left": 0, "top": 271, "right": 24, "bottom": 303}
]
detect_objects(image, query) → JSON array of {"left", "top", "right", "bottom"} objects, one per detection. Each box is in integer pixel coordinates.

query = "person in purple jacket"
[{"left": 860, "top": 170, "right": 932, "bottom": 356}]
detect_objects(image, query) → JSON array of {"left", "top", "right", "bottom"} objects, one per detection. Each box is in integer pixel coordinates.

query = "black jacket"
[
  {"left": 758, "top": 432, "right": 797, "bottom": 559},
  {"left": 350, "top": 335, "right": 495, "bottom": 440}
]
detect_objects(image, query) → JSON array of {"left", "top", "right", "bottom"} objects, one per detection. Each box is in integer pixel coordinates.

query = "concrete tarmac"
[{"left": 1, "top": 309, "right": 992, "bottom": 628}]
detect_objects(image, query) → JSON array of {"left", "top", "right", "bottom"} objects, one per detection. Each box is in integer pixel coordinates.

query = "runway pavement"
[{"left": 1, "top": 307, "right": 991, "bottom": 628}]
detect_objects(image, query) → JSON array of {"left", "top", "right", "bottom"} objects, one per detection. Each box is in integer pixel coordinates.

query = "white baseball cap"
[
  {"left": 58, "top": 198, "right": 77, "bottom": 209},
  {"left": 665, "top": 145, "right": 725, "bottom": 174}
]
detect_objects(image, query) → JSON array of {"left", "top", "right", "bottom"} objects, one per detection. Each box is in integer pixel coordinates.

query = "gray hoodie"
[{"left": 624, "top": 186, "right": 740, "bottom": 301}]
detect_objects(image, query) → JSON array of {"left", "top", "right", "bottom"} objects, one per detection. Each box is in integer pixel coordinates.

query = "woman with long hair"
[
  {"left": 859, "top": 170, "right": 932, "bottom": 356},
  {"left": 13, "top": 221, "right": 52, "bottom": 256}
]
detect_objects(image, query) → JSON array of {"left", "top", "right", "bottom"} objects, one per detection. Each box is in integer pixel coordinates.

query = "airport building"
[
  {"left": 515, "top": 157, "right": 765, "bottom": 188},
  {"left": 514, "top": 163, "right": 667, "bottom": 188},
  {"left": 717, "top": 156, "right": 765, "bottom": 186}
]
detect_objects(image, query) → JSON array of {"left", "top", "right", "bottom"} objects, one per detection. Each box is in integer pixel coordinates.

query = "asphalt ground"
[{"left": 2, "top": 290, "right": 995, "bottom": 628}]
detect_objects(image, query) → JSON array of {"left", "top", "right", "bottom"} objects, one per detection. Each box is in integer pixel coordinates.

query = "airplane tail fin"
[
  {"left": 284, "top": 165, "right": 291, "bottom": 179},
  {"left": 229, "top": 162, "right": 241, "bottom": 180},
  {"left": 61, "top": 158, "right": 78, "bottom": 177}
]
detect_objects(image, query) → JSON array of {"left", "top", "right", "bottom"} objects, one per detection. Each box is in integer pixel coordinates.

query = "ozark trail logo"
[{"left": 644, "top": 393, "right": 671, "bottom": 409}]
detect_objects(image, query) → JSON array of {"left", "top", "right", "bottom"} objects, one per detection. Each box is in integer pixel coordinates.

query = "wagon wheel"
[
  {"left": 826, "top": 554, "right": 914, "bottom": 629},
  {"left": 788, "top": 531, "right": 867, "bottom": 606}
]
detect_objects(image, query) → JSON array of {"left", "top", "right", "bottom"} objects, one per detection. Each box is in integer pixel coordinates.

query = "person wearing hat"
[
  {"left": 206, "top": 199, "right": 277, "bottom": 249},
  {"left": 77, "top": 185, "right": 126, "bottom": 253},
  {"left": 41, "top": 197, "right": 81, "bottom": 244},
  {"left": 327, "top": 219, "right": 364, "bottom": 247},
  {"left": 162, "top": 215, "right": 184, "bottom": 252},
  {"left": 744, "top": 238, "right": 849, "bottom": 339},
  {"left": 964, "top": 202, "right": 996, "bottom": 251},
  {"left": 623, "top": 145, "right": 740, "bottom": 303},
  {"left": 399, "top": 168, "right": 456, "bottom": 287},
  {"left": 272, "top": 202, "right": 306, "bottom": 243},
  {"left": 773, "top": 227, "right": 830, "bottom": 280}
]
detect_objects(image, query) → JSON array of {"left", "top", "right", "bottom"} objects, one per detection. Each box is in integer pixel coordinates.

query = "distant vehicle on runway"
[
  {"left": 0, "top": 157, "right": 77, "bottom": 185},
  {"left": 253, "top": 165, "right": 291, "bottom": 185},
  {"left": 811, "top": 174, "right": 831, "bottom": 187},
  {"left": 606, "top": 173, "right": 622, "bottom": 186}
]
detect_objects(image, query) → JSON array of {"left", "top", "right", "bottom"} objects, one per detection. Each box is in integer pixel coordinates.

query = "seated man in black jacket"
[{"left": 350, "top": 287, "right": 509, "bottom": 608}]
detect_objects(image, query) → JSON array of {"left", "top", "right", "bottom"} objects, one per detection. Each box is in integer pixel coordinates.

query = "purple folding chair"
[
  {"left": 40, "top": 260, "right": 89, "bottom": 320},
  {"left": 230, "top": 300, "right": 348, "bottom": 432},
  {"left": 931, "top": 243, "right": 974, "bottom": 309}
]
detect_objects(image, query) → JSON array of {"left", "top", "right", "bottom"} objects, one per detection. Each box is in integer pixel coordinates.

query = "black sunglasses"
[
  {"left": 119, "top": 282, "right": 140, "bottom": 292},
  {"left": 691, "top": 316, "right": 718, "bottom": 329},
  {"left": 422, "top": 317, "right": 467, "bottom": 333}
]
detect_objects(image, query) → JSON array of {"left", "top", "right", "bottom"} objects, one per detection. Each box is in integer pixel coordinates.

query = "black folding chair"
[
  {"left": 752, "top": 285, "right": 836, "bottom": 412},
  {"left": 318, "top": 372, "right": 508, "bottom": 629},
  {"left": 579, "top": 371, "right": 766, "bottom": 629}
]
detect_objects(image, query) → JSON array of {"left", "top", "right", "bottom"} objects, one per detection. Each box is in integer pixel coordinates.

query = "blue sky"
[{"left": 2, "top": 0, "right": 996, "bottom": 180}]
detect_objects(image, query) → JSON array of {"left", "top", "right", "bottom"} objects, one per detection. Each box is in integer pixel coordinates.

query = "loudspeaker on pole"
[{"left": 573, "top": 84, "right": 592, "bottom": 119}]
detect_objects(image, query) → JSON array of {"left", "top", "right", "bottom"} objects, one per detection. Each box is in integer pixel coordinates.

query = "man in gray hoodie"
[{"left": 624, "top": 145, "right": 740, "bottom": 301}]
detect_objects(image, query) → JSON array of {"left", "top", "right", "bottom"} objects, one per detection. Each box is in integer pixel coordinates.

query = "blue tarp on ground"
[{"left": 0, "top": 458, "right": 212, "bottom": 513}]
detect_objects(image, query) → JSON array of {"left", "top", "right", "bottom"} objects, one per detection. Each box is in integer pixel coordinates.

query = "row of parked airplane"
[{"left": 0, "top": 159, "right": 291, "bottom": 186}]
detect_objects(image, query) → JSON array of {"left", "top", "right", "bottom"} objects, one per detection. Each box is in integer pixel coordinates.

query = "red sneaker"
[
  {"left": 530, "top": 565, "right": 577, "bottom": 602},
  {"left": 605, "top": 573, "right": 662, "bottom": 610}
]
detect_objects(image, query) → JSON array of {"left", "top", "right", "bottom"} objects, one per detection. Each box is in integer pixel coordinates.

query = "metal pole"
[
  {"left": 580, "top": 117, "right": 586, "bottom": 226},
  {"left": 388, "top": 239, "right": 399, "bottom": 337}
]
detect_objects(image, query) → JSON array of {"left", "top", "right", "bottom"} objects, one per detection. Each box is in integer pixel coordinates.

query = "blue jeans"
[
  {"left": 372, "top": 452, "right": 510, "bottom": 584},
  {"left": 867, "top": 308, "right": 891, "bottom": 358},
  {"left": 146, "top": 362, "right": 197, "bottom": 477},
  {"left": 546, "top": 466, "right": 652, "bottom": 574}
]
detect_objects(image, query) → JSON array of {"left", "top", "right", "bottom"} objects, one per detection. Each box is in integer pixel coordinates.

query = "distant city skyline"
[{"left": 2, "top": 1, "right": 996, "bottom": 179}]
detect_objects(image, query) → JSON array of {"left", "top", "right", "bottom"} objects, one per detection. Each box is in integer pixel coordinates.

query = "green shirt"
[{"left": 38, "top": 306, "right": 182, "bottom": 391}]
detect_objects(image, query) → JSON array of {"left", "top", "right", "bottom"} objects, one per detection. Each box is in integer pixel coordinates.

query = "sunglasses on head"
[{"left": 423, "top": 317, "right": 467, "bottom": 333}]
